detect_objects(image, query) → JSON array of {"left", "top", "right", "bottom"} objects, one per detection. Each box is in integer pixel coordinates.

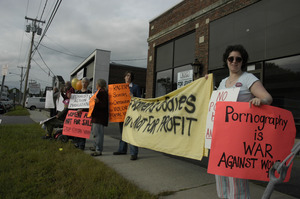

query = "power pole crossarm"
[{"left": 25, "top": 16, "right": 45, "bottom": 23}]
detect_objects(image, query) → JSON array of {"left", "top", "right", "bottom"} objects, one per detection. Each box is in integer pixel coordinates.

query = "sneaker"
[
  {"left": 91, "top": 152, "right": 102, "bottom": 156},
  {"left": 113, "top": 151, "right": 127, "bottom": 155},
  {"left": 130, "top": 155, "right": 138, "bottom": 160},
  {"left": 89, "top": 147, "right": 96, "bottom": 151}
]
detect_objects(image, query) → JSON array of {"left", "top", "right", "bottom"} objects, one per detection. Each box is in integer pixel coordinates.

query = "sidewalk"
[{"left": 30, "top": 110, "right": 297, "bottom": 199}]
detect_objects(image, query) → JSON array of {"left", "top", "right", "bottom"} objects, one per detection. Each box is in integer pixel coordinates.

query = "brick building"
[{"left": 146, "top": 0, "right": 300, "bottom": 137}]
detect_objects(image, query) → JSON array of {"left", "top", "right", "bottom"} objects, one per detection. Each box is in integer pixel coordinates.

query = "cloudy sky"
[{"left": 0, "top": 0, "right": 182, "bottom": 91}]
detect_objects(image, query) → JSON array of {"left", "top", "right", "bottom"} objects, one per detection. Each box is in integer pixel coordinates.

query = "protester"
[
  {"left": 61, "top": 81, "right": 75, "bottom": 107},
  {"left": 214, "top": 44, "right": 272, "bottom": 199},
  {"left": 42, "top": 106, "right": 68, "bottom": 139},
  {"left": 50, "top": 87, "right": 59, "bottom": 117},
  {"left": 74, "top": 77, "right": 92, "bottom": 150},
  {"left": 88, "top": 79, "right": 109, "bottom": 156},
  {"left": 113, "top": 71, "right": 141, "bottom": 160}
]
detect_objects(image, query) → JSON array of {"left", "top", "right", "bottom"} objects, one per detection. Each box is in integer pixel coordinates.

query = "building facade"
[
  {"left": 147, "top": 0, "right": 300, "bottom": 137},
  {"left": 70, "top": 49, "right": 146, "bottom": 96}
]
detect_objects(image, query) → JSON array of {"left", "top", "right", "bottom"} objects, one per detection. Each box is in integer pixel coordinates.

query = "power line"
[
  {"left": 32, "top": 58, "right": 52, "bottom": 77},
  {"left": 33, "top": 0, "right": 62, "bottom": 54},
  {"left": 35, "top": 47, "right": 55, "bottom": 77},
  {"left": 45, "top": 35, "right": 85, "bottom": 58},
  {"left": 39, "top": 0, "right": 48, "bottom": 22},
  {"left": 39, "top": 43, "right": 86, "bottom": 59}
]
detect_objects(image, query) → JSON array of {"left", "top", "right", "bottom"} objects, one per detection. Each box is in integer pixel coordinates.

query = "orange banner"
[
  {"left": 87, "top": 90, "right": 99, "bottom": 118},
  {"left": 207, "top": 102, "right": 296, "bottom": 182},
  {"left": 63, "top": 110, "right": 92, "bottom": 139},
  {"left": 108, "top": 83, "right": 131, "bottom": 122}
]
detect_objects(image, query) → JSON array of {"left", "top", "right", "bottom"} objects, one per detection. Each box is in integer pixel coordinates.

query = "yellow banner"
[{"left": 122, "top": 74, "right": 213, "bottom": 160}]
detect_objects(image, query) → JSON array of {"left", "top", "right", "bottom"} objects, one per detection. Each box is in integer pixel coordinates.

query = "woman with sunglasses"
[{"left": 215, "top": 45, "right": 272, "bottom": 199}]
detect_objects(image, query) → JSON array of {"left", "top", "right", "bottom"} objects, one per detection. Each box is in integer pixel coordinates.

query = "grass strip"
[
  {"left": 0, "top": 123, "right": 157, "bottom": 199},
  {"left": 4, "top": 105, "right": 30, "bottom": 116}
]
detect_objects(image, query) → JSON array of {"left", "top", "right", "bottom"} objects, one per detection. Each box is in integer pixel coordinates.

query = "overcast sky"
[{"left": 0, "top": 0, "right": 182, "bottom": 91}]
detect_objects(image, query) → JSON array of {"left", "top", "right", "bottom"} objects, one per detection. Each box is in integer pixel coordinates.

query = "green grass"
[
  {"left": 0, "top": 123, "right": 157, "bottom": 199},
  {"left": 4, "top": 105, "right": 30, "bottom": 116}
]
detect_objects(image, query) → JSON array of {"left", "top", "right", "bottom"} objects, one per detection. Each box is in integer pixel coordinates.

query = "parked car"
[
  {"left": 0, "top": 97, "right": 13, "bottom": 110},
  {"left": 25, "top": 97, "right": 46, "bottom": 110},
  {"left": 0, "top": 101, "right": 7, "bottom": 114}
]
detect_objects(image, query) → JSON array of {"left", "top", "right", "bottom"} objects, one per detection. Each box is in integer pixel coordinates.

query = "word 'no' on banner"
[{"left": 207, "top": 102, "right": 296, "bottom": 182}]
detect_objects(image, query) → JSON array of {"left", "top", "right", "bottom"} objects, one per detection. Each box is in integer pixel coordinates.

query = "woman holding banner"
[
  {"left": 88, "top": 79, "right": 109, "bottom": 156},
  {"left": 215, "top": 45, "right": 272, "bottom": 199},
  {"left": 74, "top": 77, "right": 92, "bottom": 150}
]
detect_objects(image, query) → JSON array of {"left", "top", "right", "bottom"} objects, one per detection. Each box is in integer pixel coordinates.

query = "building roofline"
[{"left": 149, "top": 1, "right": 184, "bottom": 23}]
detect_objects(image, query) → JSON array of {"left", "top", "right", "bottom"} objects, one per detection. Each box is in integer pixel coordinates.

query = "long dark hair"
[
  {"left": 124, "top": 71, "right": 134, "bottom": 82},
  {"left": 223, "top": 45, "right": 249, "bottom": 71}
]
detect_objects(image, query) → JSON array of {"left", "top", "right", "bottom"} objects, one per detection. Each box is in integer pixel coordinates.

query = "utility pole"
[
  {"left": 17, "top": 66, "right": 25, "bottom": 103},
  {"left": 22, "top": 16, "right": 45, "bottom": 107},
  {"left": 0, "top": 64, "right": 8, "bottom": 100}
]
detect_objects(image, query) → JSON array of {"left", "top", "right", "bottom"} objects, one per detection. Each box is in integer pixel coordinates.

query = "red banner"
[
  {"left": 207, "top": 102, "right": 296, "bottom": 181},
  {"left": 63, "top": 110, "right": 92, "bottom": 139},
  {"left": 108, "top": 83, "right": 131, "bottom": 122}
]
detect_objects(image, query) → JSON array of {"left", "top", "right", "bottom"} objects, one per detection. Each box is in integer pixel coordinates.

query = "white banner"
[
  {"left": 56, "top": 94, "right": 64, "bottom": 112},
  {"left": 205, "top": 88, "right": 240, "bottom": 149},
  {"left": 45, "top": 90, "right": 55, "bottom": 108},
  {"left": 68, "top": 93, "right": 93, "bottom": 109}
]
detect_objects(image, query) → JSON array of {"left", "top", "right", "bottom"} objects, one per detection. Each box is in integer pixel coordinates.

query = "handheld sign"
[
  {"left": 45, "top": 90, "right": 55, "bottom": 109},
  {"left": 108, "top": 83, "right": 131, "bottom": 122},
  {"left": 207, "top": 102, "right": 296, "bottom": 182},
  {"left": 205, "top": 88, "right": 240, "bottom": 149},
  {"left": 62, "top": 110, "right": 92, "bottom": 139},
  {"left": 68, "top": 93, "right": 93, "bottom": 109}
]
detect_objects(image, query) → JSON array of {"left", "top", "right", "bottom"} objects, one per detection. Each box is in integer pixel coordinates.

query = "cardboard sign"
[
  {"left": 56, "top": 94, "right": 64, "bottom": 112},
  {"left": 62, "top": 110, "right": 92, "bottom": 139},
  {"left": 45, "top": 90, "right": 55, "bottom": 109},
  {"left": 207, "top": 102, "right": 296, "bottom": 181},
  {"left": 39, "top": 116, "right": 56, "bottom": 125},
  {"left": 108, "top": 83, "right": 131, "bottom": 122},
  {"left": 122, "top": 74, "right": 213, "bottom": 160},
  {"left": 68, "top": 93, "right": 93, "bottom": 109},
  {"left": 205, "top": 88, "right": 240, "bottom": 149}
]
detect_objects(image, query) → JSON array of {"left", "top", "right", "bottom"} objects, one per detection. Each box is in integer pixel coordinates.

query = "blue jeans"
[
  {"left": 92, "top": 123, "right": 104, "bottom": 152},
  {"left": 118, "top": 122, "right": 138, "bottom": 155}
]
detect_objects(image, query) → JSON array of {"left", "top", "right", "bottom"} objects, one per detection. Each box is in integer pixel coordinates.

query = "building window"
[
  {"left": 264, "top": 55, "right": 300, "bottom": 138},
  {"left": 155, "top": 69, "right": 172, "bottom": 97},
  {"left": 155, "top": 32, "right": 195, "bottom": 97}
]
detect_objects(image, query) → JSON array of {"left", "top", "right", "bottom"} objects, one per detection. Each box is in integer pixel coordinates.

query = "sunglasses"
[{"left": 227, "top": 56, "right": 243, "bottom": 63}]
